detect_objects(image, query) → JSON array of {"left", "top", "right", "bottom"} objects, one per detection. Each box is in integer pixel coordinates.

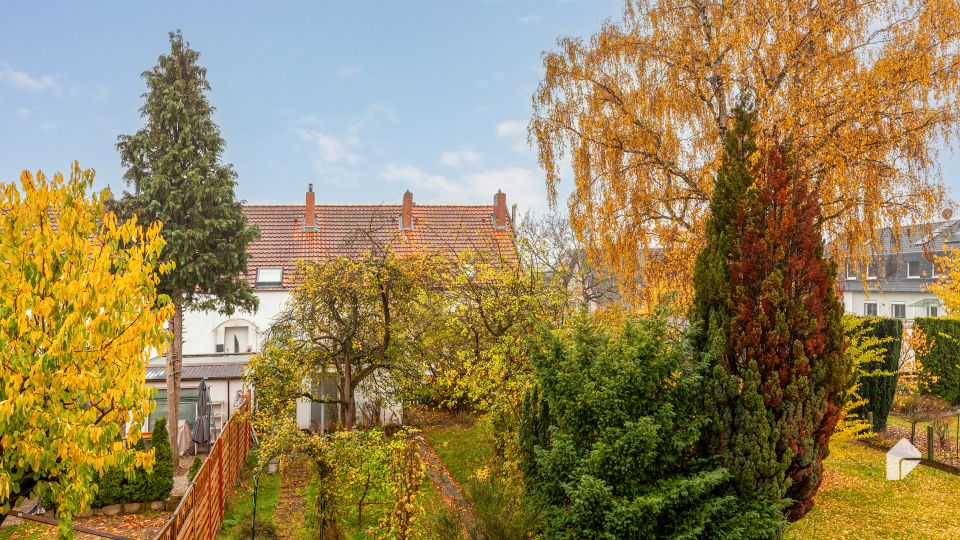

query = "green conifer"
[
  {"left": 149, "top": 417, "right": 174, "bottom": 501},
  {"left": 115, "top": 31, "right": 259, "bottom": 457},
  {"left": 691, "top": 113, "right": 849, "bottom": 522}
]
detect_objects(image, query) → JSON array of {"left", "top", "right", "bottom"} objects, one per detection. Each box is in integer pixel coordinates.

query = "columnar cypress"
[
  {"left": 855, "top": 318, "right": 903, "bottom": 431},
  {"left": 690, "top": 109, "right": 848, "bottom": 523},
  {"left": 116, "top": 31, "right": 259, "bottom": 457},
  {"left": 726, "top": 143, "right": 848, "bottom": 521},
  {"left": 688, "top": 106, "right": 758, "bottom": 458},
  {"left": 148, "top": 417, "right": 174, "bottom": 501}
]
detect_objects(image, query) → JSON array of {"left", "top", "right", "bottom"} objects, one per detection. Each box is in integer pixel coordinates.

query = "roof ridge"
[{"left": 244, "top": 203, "right": 496, "bottom": 209}]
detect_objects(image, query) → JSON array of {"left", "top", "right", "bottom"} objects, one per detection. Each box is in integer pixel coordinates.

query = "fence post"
[
  {"left": 927, "top": 425, "right": 935, "bottom": 460},
  {"left": 867, "top": 411, "right": 874, "bottom": 432}
]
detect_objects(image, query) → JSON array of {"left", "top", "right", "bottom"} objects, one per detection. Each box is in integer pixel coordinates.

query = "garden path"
[
  {"left": 273, "top": 456, "right": 309, "bottom": 539},
  {"left": 415, "top": 435, "right": 476, "bottom": 538}
]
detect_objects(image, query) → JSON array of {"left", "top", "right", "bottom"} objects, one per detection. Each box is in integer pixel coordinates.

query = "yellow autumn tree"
[
  {"left": 929, "top": 247, "right": 960, "bottom": 313},
  {"left": 0, "top": 164, "right": 173, "bottom": 537},
  {"left": 532, "top": 0, "right": 960, "bottom": 307}
]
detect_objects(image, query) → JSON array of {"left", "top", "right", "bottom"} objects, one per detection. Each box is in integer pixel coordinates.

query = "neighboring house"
[
  {"left": 149, "top": 185, "right": 516, "bottom": 433},
  {"left": 840, "top": 220, "right": 952, "bottom": 321}
]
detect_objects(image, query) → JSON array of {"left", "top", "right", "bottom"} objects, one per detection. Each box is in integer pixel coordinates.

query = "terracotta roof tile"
[{"left": 243, "top": 203, "right": 516, "bottom": 289}]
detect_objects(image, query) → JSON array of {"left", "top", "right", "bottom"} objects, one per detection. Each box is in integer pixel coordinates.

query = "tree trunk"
[
  {"left": 343, "top": 356, "right": 355, "bottom": 430},
  {"left": 167, "top": 301, "right": 183, "bottom": 460}
]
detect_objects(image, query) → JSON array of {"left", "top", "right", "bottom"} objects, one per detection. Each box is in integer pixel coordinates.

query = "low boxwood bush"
[
  {"left": 95, "top": 416, "right": 174, "bottom": 506},
  {"left": 40, "top": 417, "right": 174, "bottom": 509}
]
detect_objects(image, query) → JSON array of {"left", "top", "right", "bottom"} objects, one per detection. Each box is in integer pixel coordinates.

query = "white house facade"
[
  {"left": 840, "top": 220, "right": 951, "bottom": 322},
  {"left": 150, "top": 185, "right": 517, "bottom": 435}
]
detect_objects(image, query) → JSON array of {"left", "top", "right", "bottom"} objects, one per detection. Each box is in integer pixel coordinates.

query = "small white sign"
[{"left": 886, "top": 438, "right": 922, "bottom": 480}]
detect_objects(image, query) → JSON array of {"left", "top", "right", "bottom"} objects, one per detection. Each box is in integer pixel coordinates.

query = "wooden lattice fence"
[{"left": 154, "top": 399, "right": 251, "bottom": 540}]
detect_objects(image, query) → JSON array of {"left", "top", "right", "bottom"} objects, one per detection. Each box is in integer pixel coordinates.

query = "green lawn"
[
  {"left": 217, "top": 454, "right": 281, "bottom": 540},
  {"left": 421, "top": 419, "right": 494, "bottom": 486},
  {"left": 786, "top": 437, "right": 960, "bottom": 539}
]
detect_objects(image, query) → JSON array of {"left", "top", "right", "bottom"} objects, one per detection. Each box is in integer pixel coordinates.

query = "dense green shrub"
[
  {"left": 915, "top": 317, "right": 960, "bottom": 404},
  {"left": 422, "top": 503, "right": 464, "bottom": 540},
  {"left": 234, "top": 515, "right": 278, "bottom": 540},
  {"left": 853, "top": 317, "right": 903, "bottom": 431},
  {"left": 520, "top": 317, "right": 784, "bottom": 539},
  {"left": 40, "top": 417, "right": 176, "bottom": 510},
  {"left": 188, "top": 455, "right": 203, "bottom": 483}
]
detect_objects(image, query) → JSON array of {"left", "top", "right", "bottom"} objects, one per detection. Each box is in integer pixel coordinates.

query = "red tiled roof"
[{"left": 243, "top": 203, "right": 517, "bottom": 289}]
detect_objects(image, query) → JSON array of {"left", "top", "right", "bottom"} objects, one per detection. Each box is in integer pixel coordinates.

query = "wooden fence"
[{"left": 154, "top": 399, "right": 251, "bottom": 540}]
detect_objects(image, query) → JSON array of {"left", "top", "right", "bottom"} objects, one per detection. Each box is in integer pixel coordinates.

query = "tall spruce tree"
[{"left": 116, "top": 31, "right": 258, "bottom": 457}]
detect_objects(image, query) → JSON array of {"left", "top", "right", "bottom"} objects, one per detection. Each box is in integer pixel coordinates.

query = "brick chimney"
[
  {"left": 400, "top": 190, "right": 414, "bottom": 230},
  {"left": 304, "top": 184, "right": 316, "bottom": 231},
  {"left": 492, "top": 190, "right": 509, "bottom": 230}
]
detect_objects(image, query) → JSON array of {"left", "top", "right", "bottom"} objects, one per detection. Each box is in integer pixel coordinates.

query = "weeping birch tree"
[{"left": 532, "top": 0, "right": 960, "bottom": 307}]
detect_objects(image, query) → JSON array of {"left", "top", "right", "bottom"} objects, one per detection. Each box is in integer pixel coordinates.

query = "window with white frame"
[
  {"left": 846, "top": 264, "right": 857, "bottom": 280},
  {"left": 891, "top": 303, "right": 906, "bottom": 319},
  {"left": 867, "top": 261, "right": 879, "bottom": 280},
  {"left": 907, "top": 260, "right": 921, "bottom": 278},
  {"left": 929, "top": 305, "right": 939, "bottom": 317},
  {"left": 256, "top": 267, "right": 283, "bottom": 286},
  {"left": 864, "top": 302, "right": 878, "bottom": 316}
]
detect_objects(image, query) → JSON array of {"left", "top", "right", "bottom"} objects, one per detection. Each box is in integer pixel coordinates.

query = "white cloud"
[
  {"left": 14, "top": 107, "right": 32, "bottom": 119},
  {"left": 496, "top": 120, "right": 525, "bottom": 138},
  {"left": 519, "top": 15, "right": 543, "bottom": 24},
  {"left": 380, "top": 164, "right": 545, "bottom": 213},
  {"left": 462, "top": 167, "right": 545, "bottom": 213},
  {"left": 0, "top": 67, "right": 61, "bottom": 94},
  {"left": 440, "top": 149, "right": 481, "bottom": 168},
  {"left": 496, "top": 119, "right": 530, "bottom": 153},
  {"left": 297, "top": 129, "right": 362, "bottom": 164},
  {"left": 336, "top": 64, "right": 362, "bottom": 79},
  {"left": 380, "top": 164, "right": 449, "bottom": 190}
]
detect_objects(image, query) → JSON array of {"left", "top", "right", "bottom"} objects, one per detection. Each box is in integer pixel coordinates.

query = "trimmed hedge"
[
  {"left": 41, "top": 418, "right": 175, "bottom": 510},
  {"left": 92, "top": 417, "right": 174, "bottom": 506},
  {"left": 854, "top": 317, "right": 903, "bottom": 432},
  {"left": 915, "top": 317, "right": 960, "bottom": 405}
]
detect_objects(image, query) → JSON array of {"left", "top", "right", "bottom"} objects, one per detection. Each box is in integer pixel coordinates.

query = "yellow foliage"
[
  {"left": 929, "top": 247, "right": 960, "bottom": 313},
  {"left": 0, "top": 164, "right": 172, "bottom": 537},
  {"left": 533, "top": 0, "right": 960, "bottom": 307}
]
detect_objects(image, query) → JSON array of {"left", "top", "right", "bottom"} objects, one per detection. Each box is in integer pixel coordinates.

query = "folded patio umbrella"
[{"left": 192, "top": 379, "right": 212, "bottom": 445}]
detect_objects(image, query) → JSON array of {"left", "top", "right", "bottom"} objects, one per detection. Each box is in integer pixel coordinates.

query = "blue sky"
[
  {"left": 0, "top": 1, "right": 625, "bottom": 213},
  {"left": 3, "top": 1, "right": 960, "bottom": 215}
]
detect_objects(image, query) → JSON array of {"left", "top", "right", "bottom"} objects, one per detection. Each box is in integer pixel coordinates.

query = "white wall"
[
  {"left": 180, "top": 291, "right": 289, "bottom": 355},
  {"left": 844, "top": 290, "right": 939, "bottom": 320}
]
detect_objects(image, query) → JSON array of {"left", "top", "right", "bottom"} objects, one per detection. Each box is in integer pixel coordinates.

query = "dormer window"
[
  {"left": 866, "top": 261, "right": 879, "bottom": 280},
  {"left": 256, "top": 267, "right": 283, "bottom": 287},
  {"left": 908, "top": 260, "right": 921, "bottom": 278}
]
